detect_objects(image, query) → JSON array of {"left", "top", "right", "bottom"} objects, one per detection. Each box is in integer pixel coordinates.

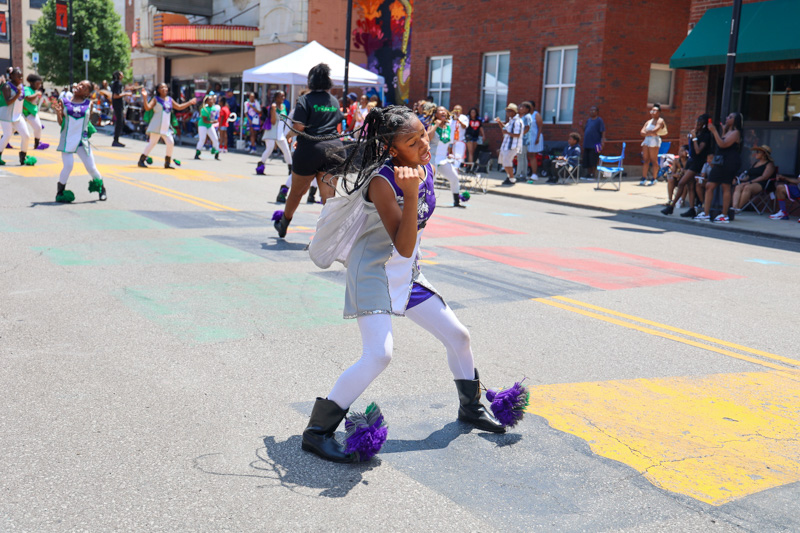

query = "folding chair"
[
  {"left": 556, "top": 161, "right": 581, "bottom": 184},
  {"left": 596, "top": 142, "right": 626, "bottom": 191},
  {"left": 741, "top": 174, "right": 777, "bottom": 215},
  {"left": 460, "top": 151, "right": 490, "bottom": 194}
]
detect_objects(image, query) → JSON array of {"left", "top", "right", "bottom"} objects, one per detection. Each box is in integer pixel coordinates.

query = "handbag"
[
  {"left": 308, "top": 180, "right": 370, "bottom": 269},
  {"left": 712, "top": 154, "right": 724, "bottom": 165}
]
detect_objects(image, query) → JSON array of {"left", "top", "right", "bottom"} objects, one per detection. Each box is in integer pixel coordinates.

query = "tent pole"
[
  {"left": 240, "top": 83, "right": 246, "bottom": 142},
  {"left": 343, "top": 0, "right": 353, "bottom": 97}
]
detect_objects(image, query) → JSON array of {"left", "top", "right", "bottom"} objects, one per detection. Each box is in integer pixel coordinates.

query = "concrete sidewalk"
[{"left": 479, "top": 170, "right": 800, "bottom": 244}]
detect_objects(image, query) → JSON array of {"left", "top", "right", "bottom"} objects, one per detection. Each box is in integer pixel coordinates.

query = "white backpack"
[{"left": 307, "top": 178, "right": 371, "bottom": 269}]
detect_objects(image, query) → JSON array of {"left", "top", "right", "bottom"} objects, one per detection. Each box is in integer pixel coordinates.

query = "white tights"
[
  {"left": 0, "top": 117, "right": 30, "bottom": 155},
  {"left": 285, "top": 175, "right": 317, "bottom": 189},
  {"left": 326, "top": 296, "right": 475, "bottom": 409},
  {"left": 261, "top": 138, "right": 292, "bottom": 165},
  {"left": 26, "top": 114, "right": 43, "bottom": 139},
  {"left": 59, "top": 144, "right": 101, "bottom": 185},
  {"left": 143, "top": 133, "right": 174, "bottom": 158},
  {"left": 196, "top": 125, "right": 219, "bottom": 151},
  {"left": 438, "top": 160, "right": 461, "bottom": 194}
]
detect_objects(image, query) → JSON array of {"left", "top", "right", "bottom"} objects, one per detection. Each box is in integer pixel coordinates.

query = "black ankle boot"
[
  {"left": 34, "top": 138, "right": 40, "bottom": 149},
  {"left": 164, "top": 156, "right": 174, "bottom": 169},
  {"left": 19, "top": 151, "right": 26, "bottom": 165},
  {"left": 680, "top": 207, "right": 697, "bottom": 218},
  {"left": 287, "top": 164, "right": 293, "bottom": 174},
  {"left": 276, "top": 185, "right": 288, "bottom": 203},
  {"left": 301, "top": 398, "right": 353, "bottom": 463},
  {"left": 274, "top": 213, "right": 290, "bottom": 238},
  {"left": 453, "top": 193, "right": 465, "bottom": 208},
  {"left": 661, "top": 203, "right": 674, "bottom": 215},
  {"left": 307, "top": 186, "right": 317, "bottom": 204},
  {"left": 138, "top": 154, "right": 148, "bottom": 168},
  {"left": 454, "top": 369, "right": 506, "bottom": 433}
]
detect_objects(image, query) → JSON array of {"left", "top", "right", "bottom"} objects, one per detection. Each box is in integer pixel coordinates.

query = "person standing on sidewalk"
[
  {"left": 522, "top": 101, "right": 544, "bottom": 181},
  {"left": 496, "top": 103, "right": 522, "bottom": 186},
  {"left": 579, "top": 105, "right": 606, "bottom": 179},
  {"left": 662, "top": 114, "right": 711, "bottom": 217},
  {"left": 694, "top": 112, "right": 742, "bottom": 223},
  {"left": 516, "top": 104, "right": 531, "bottom": 182},
  {"left": 110, "top": 71, "right": 131, "bottom": 148},
  {"left": 639, "top": 104, "right": 667, "bottom": 186}
]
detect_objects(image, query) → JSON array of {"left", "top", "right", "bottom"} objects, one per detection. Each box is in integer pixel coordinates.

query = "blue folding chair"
[{"left": 596, "top": 142, "right": 626, "bottom": 191}]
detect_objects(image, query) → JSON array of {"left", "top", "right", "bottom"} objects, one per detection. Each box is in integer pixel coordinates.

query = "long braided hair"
[{"left": 281, "top": 104, "right": 419, "bottom": 194}]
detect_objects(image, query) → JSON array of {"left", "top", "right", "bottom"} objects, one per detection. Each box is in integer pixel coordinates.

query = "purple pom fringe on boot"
[
  {"left": 486, "top": 379, "right": 530, "bottom": 428},
  {"left": 271, "top": 210, "right": 284, "bottom": 222},
  {"left": 343, "top": 402, "right": 387, "bottom": 462}
]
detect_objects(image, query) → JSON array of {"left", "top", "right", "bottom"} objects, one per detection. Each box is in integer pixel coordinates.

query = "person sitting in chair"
[{"left": 548, "top": 132, "right": 581, "bottom": 183}]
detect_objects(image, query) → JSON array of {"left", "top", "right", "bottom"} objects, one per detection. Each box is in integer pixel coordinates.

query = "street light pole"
[
  {"left": 343, "top": 0, "right": 352, "bottom": 98},
  {"left": 719, "top": 0, "right": 743, "bottom": 119},
  {"left": 68, "top": 0, "right": 74, "bottom": 85}
]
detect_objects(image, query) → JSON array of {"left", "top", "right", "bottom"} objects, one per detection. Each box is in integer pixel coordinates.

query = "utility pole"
[
  {"left": 69, "top": 0, "right": 74, "bottom": 85},
  {"left": 719, "top": 0, "right": 743, "bottom": 119},
  {"left": 343, "top": 0, "right": 352, "bottom": 97}
]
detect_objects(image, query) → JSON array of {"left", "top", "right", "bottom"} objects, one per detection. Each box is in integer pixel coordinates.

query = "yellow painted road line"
[
  {"left": 533, "top": 298, "right": 800, "bottom": 378},
  {"left": 552, "top": 296, "right": 800, "bottom": 368},
  {"left": 106, "top": 172, "right": 238, "bottom": 212}
]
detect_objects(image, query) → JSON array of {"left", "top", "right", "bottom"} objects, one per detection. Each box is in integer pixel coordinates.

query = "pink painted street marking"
[
  {"left": 424, "top": 215, "right": 525, "bottom": 239},
  {"left": 443, "top": 246, "right": 741, "bottom": 290}
]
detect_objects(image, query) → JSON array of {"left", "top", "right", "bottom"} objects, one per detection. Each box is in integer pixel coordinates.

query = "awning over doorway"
[{"left": 670, "top": 0, "right": 800, "bottom": 69}]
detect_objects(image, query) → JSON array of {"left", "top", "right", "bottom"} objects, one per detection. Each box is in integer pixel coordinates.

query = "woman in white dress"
[{"left": 138, "top": 83, "right": 196, "bottom": 168}]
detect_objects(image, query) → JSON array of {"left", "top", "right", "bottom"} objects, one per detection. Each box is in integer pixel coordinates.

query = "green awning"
[{"left": 670, "top": 0, "right": 800, "bottom": 69}]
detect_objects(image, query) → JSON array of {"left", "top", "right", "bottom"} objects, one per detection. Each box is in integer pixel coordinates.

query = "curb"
[{"left": 486, "top": 186, "right": 800, "bottom": 245}]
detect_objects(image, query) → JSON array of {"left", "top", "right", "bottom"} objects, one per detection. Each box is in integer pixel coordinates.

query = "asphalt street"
[{"left": 1, "top": 128, "right": 799, "bottom": 532}]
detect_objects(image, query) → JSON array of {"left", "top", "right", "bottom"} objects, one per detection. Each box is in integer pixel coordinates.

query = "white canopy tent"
[{"left": 239, "top": 41, "right": 385, "bottom": 143}]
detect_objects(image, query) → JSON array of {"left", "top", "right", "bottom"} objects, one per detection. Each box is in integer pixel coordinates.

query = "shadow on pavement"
[
  {"left": 381, "top": 421, "right": 523, "bottom": 453},
  {"left": 29, "top": 200, "right": 99, "bottom": 207},
  {"left": 260, "top": 241, "right": 308, "bottom": 252}
]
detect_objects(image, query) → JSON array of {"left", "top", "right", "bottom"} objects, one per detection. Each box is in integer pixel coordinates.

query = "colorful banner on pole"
[
  {"left": 0, "top": 12, "right": 8, "bottom": 43},
  {"left": 55, "top": 0, "right": 69, "bottom": 37}
]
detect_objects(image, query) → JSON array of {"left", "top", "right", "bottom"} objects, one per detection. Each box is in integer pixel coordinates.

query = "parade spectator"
[
  {"left": 522, "top": 100, "right": 544, "bottom": 181},
  {"left": 419, "top": 101, "right": 436, "bottom": 129},
  {"left": 345, "top": 92, "right": 358, "bottom": 131},
  {"left": 110, "top": 70, "right": 131, "bottom": 147},
  {"left": 663, "top": 114, "right": 713, "bottom": 217},
  {"left": 733, "top": 145, "right": 775, "bottom": 213},
  {"left": 225, "top": 89, "right": 239, "bottom": 115},
  {"left": 549, "top": 132, "right": 581, "bottom": 183},
  {"left": 244, "top": 92, "right": 261, "bottom": 153},
  {"left": 695, "top": 112, "right": 743, "bottom": 223},
  {"left": 450, "top": 104, "right": 466, "bottom": 145},
  {"left": 517, "top": 103, "right": 531, "bottom": 181},
  {"left": 218, "top": 99, "right": 230, "bottom": 153},
  {"left": 579, "top": 105, "right": 606, "bottom": 179},
  {"left": 663, "top": 145, "right": 688, "bottom": 208},
  {"left": 464, "top": 107, "right": 484, "bottom": 165},
  {"left": 496, "top": 103, "right": 522, "bottom": 186},
  {"left": 769, "top": 172, "right": 800, "bottom": 221},
  {"left": 639, "top": 103, "right": 667, "bottom": 186},
  {"left": 355, "top": 94, "right": 369, "bottom": 132}
]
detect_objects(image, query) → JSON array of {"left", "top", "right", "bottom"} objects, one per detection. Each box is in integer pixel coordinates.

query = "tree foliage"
[{"left": 28, "top": 0, "right": 131, "bottom": 86}]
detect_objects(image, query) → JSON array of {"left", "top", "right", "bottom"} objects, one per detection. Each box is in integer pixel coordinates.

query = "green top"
[
  {"left": 199, "top": 106, "right": 214, "bottom": 127},
  {"left": 23, "top": 86, "right": 38, "bottom": 116}
]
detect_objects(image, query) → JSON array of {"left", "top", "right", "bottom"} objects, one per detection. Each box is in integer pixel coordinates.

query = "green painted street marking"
[
  {"left": 115, "top": 274, "right": 344, "bottom": 343},
  {"left": 34, "top": 237, "right": 261, "bottom": 266},
  {"left": 0, "top": 209, "right": 169, "bottom": 232}
]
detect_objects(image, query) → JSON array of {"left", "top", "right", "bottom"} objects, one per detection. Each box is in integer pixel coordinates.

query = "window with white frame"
[
  {"left": 428, "top": 56, "right": 452, "bottom": 109},
  {"left": 481, "top": 51, "right": 509, "bottom": 120},
  {"left": 647, "top": 64, "right": 674, "bottom": 107},
  {"left": 542, "top": 46, "right": 578, "bottom": 124}
]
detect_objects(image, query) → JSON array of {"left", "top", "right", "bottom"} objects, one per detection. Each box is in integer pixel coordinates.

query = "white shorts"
[
  {"left": 641, "top": 136, "right": 661, "bottom": 148},
  {"left": 499, "top": 149, "right": 518, "bottom": 168}
]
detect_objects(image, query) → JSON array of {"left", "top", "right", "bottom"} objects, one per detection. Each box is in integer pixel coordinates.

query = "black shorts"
[
  {"left": 293, "top": 139, "right": 346, "bottom": 176},
  {"left": 686, "top": 157, "right": 705, "bottom": 174},
  {"left": 708, "top": 164, "right": 737, "bottom": 185},
  {"left": 465, "top": 131, "right": 479, "bottom": 142},
  {"left": 582, "top": 147, "right": 599, "bottom": 169}
]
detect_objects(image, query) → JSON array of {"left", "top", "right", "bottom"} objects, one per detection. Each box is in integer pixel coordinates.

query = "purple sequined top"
[
  {"left": 63, "top": 99, "right": 91, "bottom": 119},
  {"left": 375, "top": 161, "right": 436, "bottom": 229}
]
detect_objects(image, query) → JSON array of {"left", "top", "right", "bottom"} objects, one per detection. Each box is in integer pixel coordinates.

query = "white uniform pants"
[
  {"left": 59, "top": 144, "right": 100, "bottom": 185},
  {"left": 438, "top": 160, "right": 461, "bottom": 194},
  {"left": 285, "top": 174, "right": 317, "bottom": 189},
  {"left": 326, "top": 296, "right": 475, "bottom": 409},
  {"left": 196, "top": 125, "right": 219, "bottom": 151},
  {"left": 143, "top": 133, "right": 174, "bottom": 158},
  {"left": 26, "top": 114, "right": 43, "bottom": 139},
  {"left": 0, "top": 117, "right": 30, "bottom": 154},
  {"left": 260, "top": 138, "right": 292, "bottom": 165}
]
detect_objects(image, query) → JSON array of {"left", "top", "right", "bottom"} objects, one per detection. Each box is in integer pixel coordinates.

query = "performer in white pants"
[
  {"left": 427, "top": 106, "right": 464, "bottom": 207},
  {"left": 138, "top": 83, "right": 196, "bottom": 169},
  {"left": 0, "top": 67, "right": 35, "bottom": 166},
  {"left": 195, "top": 95, "right": 220, "bottom": 160},
  {"left": 23, "top": 74, "right": 49, "bottom": 150},
  {"left": 53, "top": 80, "right": 105, "bottom": 203},
  {"left": 260, "top": 91, "right": 293, "bottom": 172}
]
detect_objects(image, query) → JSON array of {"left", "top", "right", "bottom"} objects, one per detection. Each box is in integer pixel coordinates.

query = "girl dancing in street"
[
  {"left": 23, "top": 73, "right": 49, "bottom": 150},
  {"left": 0, "top": 67, "right": 36, "bottom": 166},
  {"left": 53, "top": 80, "right": 106, "bottom": 203},
  {"left": 427, "top": 105, "right": 466, "bottom": 207},
  {"left": 138, "top": 83, "right": 196, "bottom": 168},
  {"left": 299, "top": 105, "right": 527, "bottom": 463},
  {"left": 258, "top": 90, "right": 292, "bottom": 176},
  {"left": 195, "top": 95, "right": 220, "bottom": 160}
]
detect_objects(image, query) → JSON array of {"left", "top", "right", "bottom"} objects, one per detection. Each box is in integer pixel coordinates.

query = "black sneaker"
[
  {"left": 680, "top": 207, "right": 697, "bottom": 218},
  {"left": 274, "top": 215, "right": 290, "bottom": 238},
  {"left": 99, "top": 186, "right": 107, "bottom": 201},
  {"left": 661, "top": 204, "right": 674, "bottom": 215},
  {"left": 112, "top": 141, "right": 125, "bottom": 148},
  {"left": 500, "top": 178, "right": 516, "bottom": 186}
]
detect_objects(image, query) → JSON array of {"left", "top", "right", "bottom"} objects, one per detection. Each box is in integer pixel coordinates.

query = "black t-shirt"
[
  {"left": 688, "top": 129, "right": 712, "bottom": 166},
  {"left": 294, "top": 91, "right": 343, "bottom": 141},
  {"left": 111, "top": 80, "right": 123, "bottom": 110}
]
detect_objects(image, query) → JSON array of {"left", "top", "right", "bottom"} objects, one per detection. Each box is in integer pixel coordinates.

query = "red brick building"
[
  {"left": 671, "top": 0, "right": 800, "bottom": 175},
  {"left": 411, "top": 0, "right": 693, "bottom": 164}
]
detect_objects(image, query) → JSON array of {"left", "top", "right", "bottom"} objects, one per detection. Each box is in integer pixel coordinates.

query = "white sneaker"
[
  {"left": 693, "top": 211, "right": 710, "bottom": 221},
  {"left": 530, "top": 174, "right": 539, "bottom": 181},
  {"left": 769, "top": 210, "right": 788, "bottom": 220},
  {"left": 675, "top": 198, "right": 683, "bottom": 209},
  {"left": 713, "top": 214, "right": 730, "bottom": 224}
]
